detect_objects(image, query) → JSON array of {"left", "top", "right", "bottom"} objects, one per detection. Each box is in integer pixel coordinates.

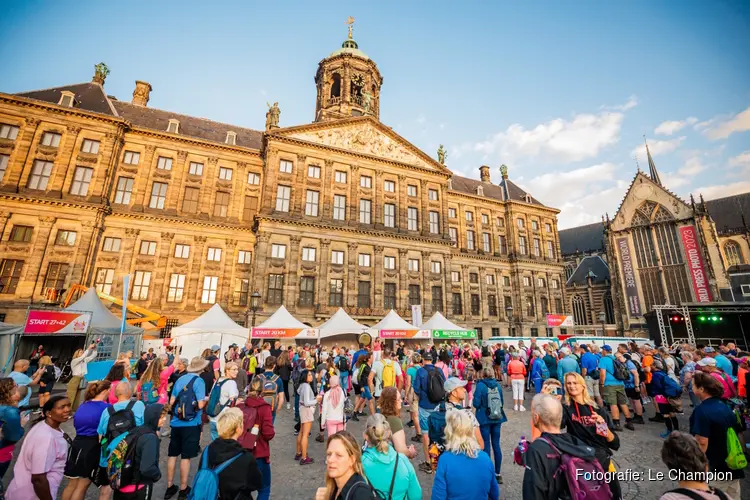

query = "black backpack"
[
  {"left": 613, "top": 359, "right": 630, "bottom": 381},
  {"left": 104, "top": 401, "right": 136, "bottom": 448},
  {"left": 337, "top": 356, "right": 349, "bottom": 374},
  {"left": 426, "top": 367, "right": 446, "bottom": 404}
]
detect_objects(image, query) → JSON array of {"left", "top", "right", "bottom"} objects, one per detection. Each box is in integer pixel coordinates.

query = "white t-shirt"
[
  {"left": 208, "top": 377, "right": 239, "bottom": 423},
  {"left": 664, "top": 357, "right": 679, "bottom": 382}
]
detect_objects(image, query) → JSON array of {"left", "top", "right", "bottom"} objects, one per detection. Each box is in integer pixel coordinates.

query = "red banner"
[
  {"left": 679, "top": 225, "right": 711, "bottom": 303},
  {"left": 24, "top": 310, "right": 92, "bottom": 335}
]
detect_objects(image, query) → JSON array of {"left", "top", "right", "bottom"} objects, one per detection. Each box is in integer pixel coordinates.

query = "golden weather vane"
[{"left": 346, "top": 16, "right": 355, "bottom": 39}]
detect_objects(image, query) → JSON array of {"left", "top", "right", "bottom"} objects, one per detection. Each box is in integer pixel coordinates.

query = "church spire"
[{"left": 644, "top": 136, "right": 662, "bottom": 186}]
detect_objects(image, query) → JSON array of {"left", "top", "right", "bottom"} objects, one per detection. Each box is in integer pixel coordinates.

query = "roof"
[
  {"left": 566, "top": 255, "right": 610, "bottom": 286},
  {"left": 171, "top": 303, "right": 248, "bottom": 335},
  {"left": 371, "top": 310, "right": 416, "bottom": 331},
  {"left": 254, "top": 305, "right": 309, "bottom": 330},
  {"left": 449, "top": 175, "right": 545, "bottom": 206},
  {"left": 318, "top": 308, "right": 369, "bottom": 338},
  {"left": 65, "top": 288, "right": 142, "bottom": 333},
  {"left": 112, "top": 101, "right": 263, "bottom": 149},
  {"left": 705, "top": 192, "right": 750, "bottom": 234},
  {"left": 16, "top": 82, "right": 118, "bottom": 116},
  {"left": 421, "top": 312, "right": 467, "bottom": 331},
  {"left": 559, "top": 221, "right": 605, "bottom": 256},
  {"left": 329, "top": 38, "right": 370, "bottom": 60}
]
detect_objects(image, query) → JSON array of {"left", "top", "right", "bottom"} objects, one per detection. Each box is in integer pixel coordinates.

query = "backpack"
[
  {"left": 666, "top": 488, "right": 729, "bottom": 500},
  {"left": 358, "top": 365, "right": 371, "bottom": 387},
  {"left": 539, "top": 437, "right": 613, "bottom": 500},
  {"left": 612, "top": 359, "right": 630, "bottom": 381},
  {"left": 337, "top": 356, "right": 350, "bottom": 374},
  {"left": 206, "top": 379, "right": 233, "bottom": 418},
  {"left": 382, "top": 360, "right": 396, "bottom": 388},
  {"left": 187, "top": 448, "right": 243, "bottom": 500},
  {"left": 426, "top": 367, "right": 446, "bottom": 404},
  {"left": 539, "top": 361, "right": 550, "bottom": 380},
  {"left": 631, "top": 359, "right": 645, "bottom": 382},
  {"left": 139, "top": 381, "right": 160, "bottom": 405},
  {"left": 258, "top": 374, "right": 280, "bottom": 412},
  {"left": 484, "top": 381, "right": 504, "bottom": 420},
  {"left": 175, "top": 376, "right": 199, "bottom": 421},
  {"left": 427, "top": 404, "right": 448, "bottom": 446},
  {"left": 726, "top": 427, "right": 748, "bottom": 470},
  {"left": 106, "top": 427, "right": 151, "bottom": 490},
  {"left": 103, "top": 401, "right": 136, "bottom": 448},
  {"left": 237, "top": 405, "right": 260, "bottom": 450},
  {"left": 241, "top": 355, "right": 252, "bottom": 373},
  {"left": 662, "top": 375, "right": 683, "bottom": 398}
]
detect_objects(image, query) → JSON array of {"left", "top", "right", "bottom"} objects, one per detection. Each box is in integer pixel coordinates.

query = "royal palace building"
[{"left": 0, "top": 28, "right": 567, "bottom": 339}]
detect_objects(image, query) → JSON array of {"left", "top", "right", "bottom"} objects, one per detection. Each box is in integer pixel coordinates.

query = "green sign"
[{"left": 432, "top": 329, "right": 477, "bottom": 339}]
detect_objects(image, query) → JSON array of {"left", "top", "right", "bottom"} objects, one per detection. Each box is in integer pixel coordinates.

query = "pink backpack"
[{"left": 539, "top": 437, "right": 613, "bottom": 500}]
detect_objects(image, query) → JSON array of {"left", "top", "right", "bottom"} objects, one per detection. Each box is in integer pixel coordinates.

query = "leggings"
[
  {"left": 326, "top": 419, "right": 346, "bottom": 438},
  {"left": 281, "top": 378, "right": 290, "bottom": 403}
]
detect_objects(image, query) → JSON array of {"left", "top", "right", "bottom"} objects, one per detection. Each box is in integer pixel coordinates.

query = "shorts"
[
  {"left": 601, "top": 385, "right": 627, "bottom": 406},
  {"left": 363, "top": 387, "right": 372, "bottom": 400},
  {"left": 300, "top": 405, "right": 315, "bottom": 424},
  {"left": 419, "top": 407, "right": 436, "bottom": 436},
  {"left": 38, "top": 384, "right": 54, "bottom": 394},
  {"left": 64, "top": 435, "right": 101, "bottom": 479},
  {"left": 353, "top": 384, "right": 361, "bottom": 396},
  {"left": 409, "top": 391, "right": 419, "bottom": 409},
  {"left": 658, "top": 397, "right": 683, "bottom": 415},
  {"left": 585, "top": 377, "right": 600, "bottom": 399},
  {"left": 92, "top": 466, "right": 109, "bottom": 487},
  {"left": 168, "top": 425, "right": 201, "bottom": 459},
  {"left": 625, "top": 387, "right": 641, "bottom": 400}
]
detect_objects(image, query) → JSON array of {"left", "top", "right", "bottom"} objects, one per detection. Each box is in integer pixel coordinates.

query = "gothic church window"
[
  {"left": 725, "top": 240, "right": 744, "bottom": 267},
  {"left": 572, "top": 295, "right": 588, "bottom": 325}
]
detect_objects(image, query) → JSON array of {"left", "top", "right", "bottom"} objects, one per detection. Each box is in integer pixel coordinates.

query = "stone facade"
[{"left": 0, "top": 34, "right": 566, "bottom": 339}]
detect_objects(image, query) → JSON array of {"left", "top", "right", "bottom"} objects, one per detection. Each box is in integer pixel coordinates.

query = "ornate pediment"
[{"left": 278, "top": 118, "right": 444, "bottom": 171}]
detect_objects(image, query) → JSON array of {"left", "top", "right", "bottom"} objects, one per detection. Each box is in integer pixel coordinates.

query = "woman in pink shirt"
[
  {"left": 104, "top": 362, "right": 130, "bottom": 404},
  {"left": 6, "top": 395, "right": 71, "bottom": 500}
]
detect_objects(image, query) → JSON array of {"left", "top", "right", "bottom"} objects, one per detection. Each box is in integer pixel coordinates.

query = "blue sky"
[{"left": 1, "top": 1, "right": 749, "bottom": 228}]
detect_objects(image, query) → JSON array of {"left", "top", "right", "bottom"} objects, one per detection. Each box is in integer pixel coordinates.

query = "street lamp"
[
  {"left": 250, "top": 290, "right": 261, "bottom": 327},
  {"left": 598, "top": 311, "right": 606, "bottom": 336},
  {"left": 505, "top": 305, "right": 514, "bottom": 336}
]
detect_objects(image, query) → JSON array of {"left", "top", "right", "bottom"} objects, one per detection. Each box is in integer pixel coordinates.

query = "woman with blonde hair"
[
  {"left": 432, "top": 410, "right": 499, "bottom": 500},
  {"left": 314, "top": 431, "right": 376, "bottom": 500},
  {"left": 562, "top": 371, "right": 622, "bottom": 499},
  {"left": 135, "top": 356, "right": 164, "bottom": 405},
  {"left": 67, "top": 343, "right": 97, "bottom": 409},
  {"left": 37, "top": 355, "right": 56, "bottom": 407},
  {"left": 362, "top": 414, "right": 422, "bottom": 499}
]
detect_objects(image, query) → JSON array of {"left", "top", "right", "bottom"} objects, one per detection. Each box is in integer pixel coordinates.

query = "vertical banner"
[
  {"left": 679, "top": 225, "right": 712, "bottom": 302},
  {"left": 617, "top": 237, "right": 642, "bottom": 316},
  {"left": 411, "top": 305, "right": 422, "bottom": 327},
  {"left": 117, "top": 275, "right": 130, "bottom": 358}
]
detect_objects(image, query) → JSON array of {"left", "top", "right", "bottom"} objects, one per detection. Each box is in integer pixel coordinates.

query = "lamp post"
[
  {"left": 250, "top": 290, "right": 261, "bottom": 327},
  {"left": 598, "top": 311, "right": 606, "bottom": 337},
  {"left": 506, "top": 305, "right": 514, "bottom": 336}
]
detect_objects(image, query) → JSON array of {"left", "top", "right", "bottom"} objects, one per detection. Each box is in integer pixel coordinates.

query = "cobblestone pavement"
[{"left": 6, "top": 386, "right": 750, "bottom": 499}]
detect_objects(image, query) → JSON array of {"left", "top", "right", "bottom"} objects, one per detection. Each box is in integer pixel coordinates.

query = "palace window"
[
  {"left": 538, "top": 277, "right": 546, "bottom": 288},
  {"left": 431, "top": 261, "right": 441, "bottom": 273},
  {"left": 448, "top": 207, "right": 456, "bottom": 218},
  {"left": 555, "top": 298, "right": 563, "bottom": 314},
  {"left": 465, "top": 211, "right": 473, "bottom": 222},
  {"left": 498, "top": 235, "right": 507, "bottom": 254},
  {"left": 482, "top": 214, "right": 489, "bottom": 225},
  {"left": 488, "top": 295, "right": 498, "bottom": 316},
  {"left": 275, "top": 185, "right": 290, "bottom": 212},
  {"left": 517, "top": 218, "right": 525, "bottom": 228},
  {"left": 335, "top": 171, "right": 347, "bottom": 183},
  {"left": 267, "top": 274, "right": 284, "bottom": 304},
  {"left": 384, "top": 203, "right": 396, "bottom": 228},
  {"left": 486, "top": 274, "right": 495, "bottom": 285},
  {"left": 547, "top": 241, "right": 555, "bottom": 259},
  {"left": 201, "top": 276, "right": 218, "bottom": 304},
  {"left": 149, "top": 182, "right": 168, "bottom": 209},
  {"left": 123, "top": 151, "right": 140, "bottom": 165},
  {"left": 238, "top": 250, "right": 252, "bottom": 264},
  {"left": 167, "top": 274, "right": 186, "bottom": 303},
  {"left": 102, "top": 237, "right": 121, "bottom": 252},
  {"left": 497, "top": 217, "right": 504, "bottom": 227},
  {"left": 95, "top": 268, "right": 114, "bottom": 295},
  {"left": 533, "top": 238, "right": 541, "bottom": 257},
  {"left": 358, "top": 254, "right": 371, "bottom": 267},
  {"left": 469, "top": 273, "right": 478, "bottom": 284},
  {"left": 471, "top": 294, "right": 480, "bottom": 316},
  {"left": 167, "top": 120, "right": 179, "bottom": 134},
  {"left": 408, "top": 185, "right": 417, "bottom": 197},
  {"left": 41, "top": 132, "right": 61, "bottom": 148},
  {"left": 174, "top": 244, "right": 190, "bottom": 259},
  {"left": 28, "top": 160, "right": 53, "bottom": 190},
  {"left": 429, "top": 211, "right": 440, "bottom": 234},
  {"left": 408, "top": 207, "right": 418, "bottom": 231},
  {"left": 43, "top": 262, "right": 68, "bottom": 294},
  {"left": 157, "top": 156, "right": 172, "bottom": 171},
  {"left": 333, "top": 195, "right": 347, "bottom": 220},
  {"left": 0, "top": 124, "right": 19, "bottom": 140},
  {"left": 299, "top": 277, "right": 315, "bottom": 307},
  {"left": 243, "top": 195, "right": 258, "bottom": 220},
  {"left": 359, "top": 199, "right": 371, "bottom": 224},
  {"left": 466, "top": 230, "right": 475, "bottom": 250},
  {"left": 545, "top": 223, "right": 552, "bottom": 233},
  {"left": 451, "top": 271, "right": 460, "bottom": 282},
  {"left": 182, "top": 187, "right": 200, "bottom": 213},
  {"left": 207, "top": 247, "right": 222, "bottom": 262},
  {"left": 308, "top": 165, "right": 321, "bottom": 179},
  {"left": 384, "top": 256, "right": 395, "bottom": 270},
  {"left": 408, "top": 259, "right": 419, "bottom": 272},
  {"left": 115, "top": 177, "right": 134, "bottom": 204},
  {"left": 225, "top": 131, "right": 237, "bottom": 145},
  {"left": 81, "top": 139, "right": 100, "bottom": 154},
  {"left": 0, "top": 259, "right": 23, "bottom": 294},
  {"left": 234, "top": 278, "right": 249, "bottom": 306},
  {"left": 331, "top": 250, "right": 344, "bottom": 265},
  {"left": 483, "top": 233, "right": 491, "bottom": 253},
  {"left": 329, "top": 279, "right": 344, "bottom": 306},
  {"left": 541, "top": 296, "right": 549, "bottom": 315},
  {"left": 360, "top": 175, "right": 372, "bottom": 188},
  {"left": 551, "top": 279, "right": 559, "bottom": 289},
  {"left": 279, "top": 159, "right": 293, "bottom": 174},
  {"left": 519, "top": 236, "right": 527, "bottom": 254},
  {"left": 384, "top": 283, "right": 397, "bottom": 309},
  {"left": 139, "top": 241, "right": 157, "bottom": 256},
  {"left": 357, "top": 281, "right": 371, "bottom": 308},
  {"left": 532, "top": 220, "right": 539, "bottom": 230},
  {"left": 131, "top": 271, "right": 151, "bottom": 300},
  {"left": 301, "top": 247, "right": 316, "bottom": 262},
  {"left": 213, "top": 192, "right": 230, "bottom": 217},
  {"left": 526, "top": 296, "right": 535, "bottom": 317},
  {"left": 452, "top": 293, "right": 462, "bottom": 315},
  {"left": 408, "top": 285, "right": 421, "bottom": 306},
  {"left": 523, "top": 276, "right": 531, "bottom": 287},
  {"left": 247, "top": 172, "right": 260, "bottom": 184},
  {"left": 0, "top": 155, "right": 8, "bottom": 182},
  {"left": 271, "top": 244, "right": 286, "bottom": 259},
  {"left": 428, "top": 189, "right": 439, "bottom": 201},
  {"left": 503, "top": 276, "right": 511, "bottom": 286},
  {"left": 449, "top": 227, "right": 457, "bottom": 243},
  {"left": 432, "top": 286, "right": 443, "bottom": 312},
  {"left": 384, "top": 180, "right": 395, "bottom": 192},
  {"left": 55, "top": 230, "right": 77, "bottom": 246},
  {"left": 218, "top": 167, "right": 233, "bottom": 181},
  {"left": 604, "top": 292, "right": 615, "bottom": 324},
  {"left": 9, "top": 225, "right": 33, "bottom": 242},
  {"left": 305, "top": 190, "right": 319, "bottom": 216}
]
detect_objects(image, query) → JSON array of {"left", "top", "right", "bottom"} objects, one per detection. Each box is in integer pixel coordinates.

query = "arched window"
[
  {"left": 572, "top": 295, "right": 588, "bottom": 325},
  {"left": 604, "top": 292, "right": 615, "bottom": 324},
  {"left": 330, "top": 74, "right": 341, "bottom": 98},
  {"left": 724, "top": 240, "right": 744, "bottom": 267}
]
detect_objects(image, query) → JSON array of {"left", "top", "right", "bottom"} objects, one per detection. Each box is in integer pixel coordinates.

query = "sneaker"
[
  {"left": 514, "top": 405, "right": 519, "bottom": 411},
  {"left": 300, "top": 456, "right": 315, "bottom": 465},
  {"left": 649, "top": 415, "right": 665, "bottom": 423},
  {"left": 294, "top": 453, "right": 302, "bottom": 461},
  {"left": 411, "top": 435, "right": 422, "bottom": 443},
  {"left": 418, "top": 461, "right": 433, "bottom": 474},
  {"left": 632, "top": 415, "right": 645, "bottom": 424},
  {"left": 293, "top": 430, "right": 300, "bottom": 436},
  {"left": 659, "top": 431, "right": 671, "bottom": 439},
  {"left": 496, "top": 474, "right": 503, "bottom": 484},
  {"left": 164, "top": 485, "right": 178, "bottom": 500},
  {"left": 406, "top": 420, "right": 414, "bottom": 428},
  {"left": 351, "top": 414, "right": 360, "bottom": 422},
  {"left": 625, "top": 421, "right": 635, "bottom": 431},
  {"left": 315, "top": 433, "right": 325, "bottom": 443},
  {"left": 519, "top": 406, "right": 526, "bottom": 412},
  {"left": 286, "top": 403, "right": 291, "bottom": 410},
  {"left": 612, "top": 425, "right": 623, "bottom": 432},
  {"left": 177, "top": 487, "right": 191, "bottom": 500}
]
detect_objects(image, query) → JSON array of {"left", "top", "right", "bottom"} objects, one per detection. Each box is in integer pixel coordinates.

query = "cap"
[
  {"left": 443, "top": 377, "right": 468, "bottom": 393},
  {"left": 601, "top": 345, "right": 613, "bottom": 352},
  {"left": 643, "top": 343, "right": 654, "bottom": 349},
  {"left": 211, "top": 344, "right": 221, "bottom": 352},
  {"left": 422, "top": 351, "right": 434, "bottom": 362},
  {"left": 229, "top": 343, "right": 238, "bottom": 348},
  {"left": 703, "top": 346, "right": 715, "bottom": 353},
  {"left": 698, "top": 357, "right": 716, "bottom": 367},
  {"left": 580, "top": 344, "right": 589, "bottom": 352}
]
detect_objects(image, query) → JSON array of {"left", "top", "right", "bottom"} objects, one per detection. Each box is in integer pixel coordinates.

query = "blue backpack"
[
  {"left": 539, "top": 361, "right": 550, "bottom": 380},
  {"left": 187, "top": 448, "right": 242, "bottom": 500},
  {"left": 139, "top": 381, "right": 160, "bottom": 405},
  {"left": 206, "top": 379, "right": 232, "bottom": 418},
  {"left": 175, "top": 376, "right": 199, "bottom": 421},
  {"left": 662, "top": 375, "right": 683, "bottom": 399}
]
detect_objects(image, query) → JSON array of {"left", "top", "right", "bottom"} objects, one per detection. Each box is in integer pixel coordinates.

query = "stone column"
[
  {"left": 49, "top": 125, "right": 81, "bottom": 196},
  {"left": 131, "top": 146, "right": 157, "bottom": 209},
  {"left": 318, "top": 239, "right": 331, "bottom": 309},
  {"left": 462, "top": 264, "right": 470, "bottom": 321},
  {"left": 349, "top": 166, "right": 360, "bottom": 226},
  {"left": 373, "top": 171, "right": 382, "bottom": 227},
  {"left": 166, "top": 151, "right": 188, "bottom": 211},
  {"left": 202, "top": 157, "right": 219, "bottom": 217},
  {"left": 420, "top": 180, "right": 429, "bottom": 235},
  {"left": 286, "top": 236, "right": 302, "bottom": 311},
  {"left": 347, "top": 242, "right": 358, "bottom": 308},
  {"left": 4, "top": 117, "right": 39, "bottom": 191},
  {"left": 374, "top": 245, "right": 384, "bottom": 308},
  {"left": 421, "top": 251, "right": 431, "bottom": 316},
  {"left": 397, "top": 175, "right": 407, "bottom": 230},
  {"left": 444, "top": 254, "right": 453, "bottom": 317},
  {"left": 261, "top": 147, "right": 278, "bottom": 214},
  {"left": 151, "top": 232, "right": 175, "bottom": 306},
  {"left": 293, "top": 154, "right": 307, "bottom": 216},
  {"left": 322, "top": 160, "right": 334, "bottom": 219},
  {"left": 220, "top": 239, "right": 238, "bottom": 308},
  {"left": 27, "top": 216, "right": 56, "bottom": 300},
  {"left": 186, "top": 236, "right": 207, "bottom": 310},
  {"left": 252, "top": 233, "right": 270, "bottom": 298},
  {"left": 398, "top": 249, "right": 408, "bottom": 310}
]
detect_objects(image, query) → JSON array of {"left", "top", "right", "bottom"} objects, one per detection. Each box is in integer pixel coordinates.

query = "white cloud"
[
  {"left": 701, "top": 105, "right": 750, "bottom": 140},
  {"left": 728, "top": 151, "right": 750, "bottom": 168},
  {"left": 693, "top": 180, "right": 750, "bottom": 200},
  {"left": 654, "top": 117, "right": 698, "bottom": 136},
  {"left": 631, "top": 137, "right": 685, "bottom": 158},
  {"left": 609, "top": 95, "right": 639, "bottom": 112},
  {"left": 679, "top": 156, "right": 708, "bottom": 177}
]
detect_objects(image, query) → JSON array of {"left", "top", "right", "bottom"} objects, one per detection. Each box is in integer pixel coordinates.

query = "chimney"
[
  {"left": 92, "top": 62, "right": 110, "bottom": 86},
  {"left": 479, "top": 165, "right": 490, "bottom": 183},
  {"left": 132, "top": 81, "right": 152, "bottom": 107}
]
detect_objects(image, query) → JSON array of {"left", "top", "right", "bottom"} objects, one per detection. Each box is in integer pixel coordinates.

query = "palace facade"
[{"left": 0, "top": 29, "right": 567, "bottom": 338}]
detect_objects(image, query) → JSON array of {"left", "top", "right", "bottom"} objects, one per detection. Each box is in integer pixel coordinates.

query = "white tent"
[
  {"left": 66, "top": 288, "right": 143, "bottom": 335},
  {"left": 371, "top": 310, "right": 430, "bottom": 340},
  {"left": 421, "top": 312, "right": 468, "bottom": 332},
  {"left": 318, "top": 308, "right": 369, "bottom": 339},
  {"left": 171, "top": 304, "right": 249, "bottom": 361},
  {"left": 251, "top": 305, "right": 318, "bottom": 341}
]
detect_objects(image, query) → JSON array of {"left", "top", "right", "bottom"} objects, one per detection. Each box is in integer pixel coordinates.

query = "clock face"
[{"left": 633, "top": 183, "right": 653, "bottom": 200}]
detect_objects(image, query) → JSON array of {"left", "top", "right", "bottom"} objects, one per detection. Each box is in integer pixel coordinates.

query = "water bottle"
[{"left": 519, "top": 435, "right": 527, "bottom": 453}]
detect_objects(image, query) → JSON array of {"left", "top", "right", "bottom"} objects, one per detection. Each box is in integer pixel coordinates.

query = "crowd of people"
[{"left": 0, "top": 338, "right": 746, "bottom": 499}]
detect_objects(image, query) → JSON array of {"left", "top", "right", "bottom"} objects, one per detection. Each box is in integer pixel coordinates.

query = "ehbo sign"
[
  {"left": 679, "top": 225, "right": 712, "bottom": 303},
  {"left": 24, "top": 310, "right": 92, "bottom": 335}
]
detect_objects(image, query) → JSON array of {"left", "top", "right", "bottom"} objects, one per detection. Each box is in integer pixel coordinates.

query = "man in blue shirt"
[
  {"left": 351, "top": 343, "right": 367, "bottom": 367},
  {"left": 97, "top": 381, "right": 146, "bottom": 469},
  {"left": 707, "top": 346, "right": 734, "bottom": 381},
  {"left": 556, "top": 347, "right": 580, "bottom": 383},
  {"left": 413, "top": 351, "right": 445, "bottom": 474},
  {"left": 598, "top": 345, "right": 634, "bottom": 431},
  {"left": 9, "top": 360, "right": 41, "bottom": 409},
  {"left": 166, "top": 357, "right": 207, "bottom": 500},
  {"left": 579, "top": 345, "right": 603, "bottom": 407}
]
